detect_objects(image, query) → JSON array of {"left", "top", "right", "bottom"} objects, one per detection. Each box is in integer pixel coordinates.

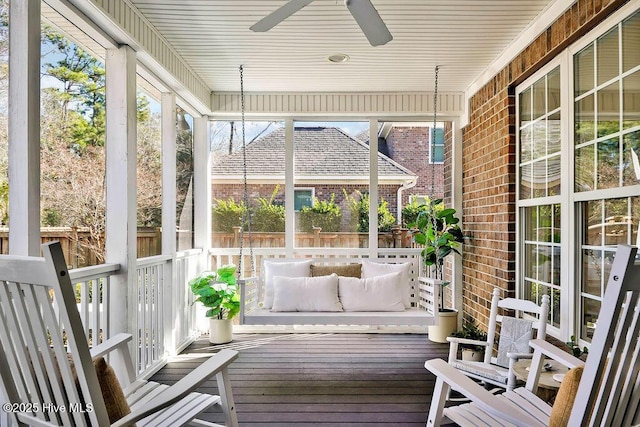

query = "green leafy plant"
[
  {"left": 212, "top": 198, "right": 246, "bottom": 232},
  {"left": 450, "top": 320, "right": 488, "bottom": 352},
  {"left": 410, "top": 198, "right": 463, "bottom": 310},
  {"left": 189, "top": 265, "right": 240, "bottom": 320},
  {"left": 253, "top": 186, "right": 285, "bottom": 232},
  {"left": 299, "top": 193, "right": 342, "bottom": 232},
  {"left": 344, "top": 189, "right": 396, "bottom": 232},
  {"left": 401, "top": 199, "right": 428, "bottom": 228},
  {"left": 566, "top": 335, "right": 589, "bottom": 359}
]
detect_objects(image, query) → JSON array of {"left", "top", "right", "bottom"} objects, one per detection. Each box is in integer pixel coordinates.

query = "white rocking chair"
[
  {"left": 0, "top": 241, "right": 239, "bottom": 426},
  {"left": 425, "top": 244, "right": 640, "bottom": 427},
  {"left": 447, "top": 288, "right": 550, "bottom": 392}
]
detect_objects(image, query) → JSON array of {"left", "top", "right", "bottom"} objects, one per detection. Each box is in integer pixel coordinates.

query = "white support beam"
[
  {"left": 8, "top": 0, "right": 40, "bottom": 256},
  {"left": 285, "top": 119, "right": 295, "bottom": 257},
  {"left": 451, "top": 121, "right": 464, "bottom": 318},
  {"left": 368, "top": 119, "right": 379, "bottom": 257},
  {"left": 193, "top": 116, "right": 211, "bottom": 253},
  {"left": 161, "top": 92, "right": 178, "bottom": 354},
  {"left": 105, "top": 45, "right": 138, "bottom": 340}
]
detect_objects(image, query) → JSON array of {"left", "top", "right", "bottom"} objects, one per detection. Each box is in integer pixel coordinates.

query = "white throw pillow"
[
  {"left": 361, "top": 260, "right": 412, "bottom": 308},
  {"left": 338, "top": 272, "right": 405, "bottom": 312},
  {"left": 263, "top": 260, "right": 313, "bottom": 308},
  {"left": 271, "top": 274, "right": 343, "bottom": 312}
]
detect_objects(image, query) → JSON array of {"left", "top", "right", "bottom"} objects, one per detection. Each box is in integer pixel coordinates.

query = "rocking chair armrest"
[
  {"left": 112, "top": 349, "right": 239, "bottom": 427},
  {"left": 425, "top": 358, "right": 531, "bottom": 426},
  {"left": 529, "top": 339, "right": 585, "bottom": 369},
  {"left": 446, "top": 337, "right": 491, "bottom": 347},
  {"left": 506, "top": 352, "right": 533, "bottom": 360},
  {"left": 90, "top": 333, "right": 133, "bottom": 359}
]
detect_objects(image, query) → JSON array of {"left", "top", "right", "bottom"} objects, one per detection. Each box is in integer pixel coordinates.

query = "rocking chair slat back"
[
  {"left": 0, "top": 242, "right": 110, "bottom": 426},
  {"left": 574, "top": 244, "right": 640, "bottom": 426}
]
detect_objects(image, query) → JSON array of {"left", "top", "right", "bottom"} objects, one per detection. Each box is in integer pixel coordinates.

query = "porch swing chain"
[
  {"left": 238, "top": 65, "right": 255, "bottom": 278},
  {"left": 429, "top": 65, "right": 439, "bottom": 197}
]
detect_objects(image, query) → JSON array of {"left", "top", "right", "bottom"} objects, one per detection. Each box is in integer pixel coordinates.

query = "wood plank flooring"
[{"left": 150, "top": 333, "right": 450, "bottom": 426}]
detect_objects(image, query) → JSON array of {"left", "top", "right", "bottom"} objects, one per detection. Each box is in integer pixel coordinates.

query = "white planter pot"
[
  {"left": 461, "top": 348, "right": 484, "bottom": 362},
  {"left": 428, "top": 309, "right": 458, "bottom": 343},
  {"left": 209, "top": 318, "right": 233, "bottom": 344}
]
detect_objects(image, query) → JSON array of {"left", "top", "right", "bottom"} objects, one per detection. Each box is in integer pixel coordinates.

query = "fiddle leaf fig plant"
[
  {"left": 410, "top": 198, "right": 464, "bottom": 309},
  {"left": 189, "top": 264, "right": 240, "bottom": 320}
]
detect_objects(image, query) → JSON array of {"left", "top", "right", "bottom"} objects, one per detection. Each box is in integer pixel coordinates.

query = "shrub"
[
  {"left": 401, "top": 199, "right": 429, "bottom": 228},
  {"left": 344, "top": 190, "right": 396, "bottom": 232},
  {"left": 212, "top": 198, "right": 246, "bottom": 232},
  {"left": 299, "top": 194, "right": 342, "bottom": 232},
  {"left": 252, "top": 187, "right": 285, "bottom": 232}
]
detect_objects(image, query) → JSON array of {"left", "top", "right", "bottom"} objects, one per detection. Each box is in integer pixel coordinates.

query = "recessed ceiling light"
[{"left": 327, "top": 54, "right": 350, "bottom": 63}]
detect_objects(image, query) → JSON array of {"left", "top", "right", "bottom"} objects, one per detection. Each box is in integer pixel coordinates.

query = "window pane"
[
  {"left": 548, "top": 155, "right": 561, "bottom": 196},
  {"left": 581, "top": 297, "right": 600, "bottom": 342},
  {"left": 622, "top": 11, "right": 640, "bottom": 73},
  {"left": 623, "top": 70, "right": 640, "bottom": 130},
  {"left": 294, "top": 189, "right": 313, "bottom": 211},
  {"left": 520, "top": 126, "right": 532, "bottom": 163},
  {"left": 575, "top": 45, "right": 595, "bottom": 96},
  {"left": 584, "top": 200, "right": 602, "bottom": 246},
  {"left": 597, "top": 82, "right": 620, "bottom": 138},
  {"left": 548, "top": 67, "right": 561, "bottom": 111},
  {"left": 520, "top": 164, "right": 532, "bottom": 199},
  {"left": 548, "top": 112, "right": 561, "bottom": 155},
  {"left": 575, "top": 94, "right": 595, "bottom": 144},
  {"left": 597, "top": 137, "right": 620, "bottom": 189},
  {"left": 597, "top": 27, "right": 619, "bottom": 85},
  {"left": 623, "top": 130, "right": 640, "bottom": 186},
  {"left": 604, "top": 198, "right": 630, "bottom": 246},
  {"left": 532, "top": 77, "right": 546, "bottom": 120},
  {"left": 575, "top": 144, "right": 595, "bottom": 192},
  {"left": 520, "top": 88, "right": 532, "bottom": 122}
]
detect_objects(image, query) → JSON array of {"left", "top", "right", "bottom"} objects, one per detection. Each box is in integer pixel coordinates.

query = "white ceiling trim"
[{"left": 211, "top": 91, "right": 465, "bottom": 118}]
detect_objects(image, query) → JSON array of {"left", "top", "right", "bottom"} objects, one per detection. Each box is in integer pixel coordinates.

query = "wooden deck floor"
[{"left": 150, "top": 333, "right": 450, "bottom": 426}]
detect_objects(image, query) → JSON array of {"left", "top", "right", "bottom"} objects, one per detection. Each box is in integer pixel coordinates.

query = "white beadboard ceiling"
[{"left": 127, "top": 0, "right": 562, "bottom": 94}]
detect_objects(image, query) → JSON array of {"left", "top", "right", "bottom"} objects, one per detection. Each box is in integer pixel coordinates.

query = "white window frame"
[{"left": 516, "top": 2, "right": 640, "bottom": 344}]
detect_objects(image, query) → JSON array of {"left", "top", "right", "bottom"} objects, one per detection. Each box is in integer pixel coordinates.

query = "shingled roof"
[{"left": 211, "top": 127, "right": 416, "bottom": 183}]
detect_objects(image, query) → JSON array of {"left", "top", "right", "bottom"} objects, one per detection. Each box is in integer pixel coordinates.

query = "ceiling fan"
[{"left": 250, "top": 0, "right": 393, "bottom": 47}]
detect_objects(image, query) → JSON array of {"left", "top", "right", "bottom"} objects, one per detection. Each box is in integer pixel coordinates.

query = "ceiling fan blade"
[
  {"left": 345, "top": 0, "right": 393, "bottom": 46},
  {"left": 250, "top": 0, "right": 316, "bottom": 32}
]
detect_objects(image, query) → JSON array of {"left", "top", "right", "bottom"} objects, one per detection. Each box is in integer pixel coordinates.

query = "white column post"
[
  {"left": 452, "top": 120, "right": 464, "bottom": 318},
  {"left": 105, "top": 46, "right": 138, "bottom": 343},
  {"left": 8, "top": 0, "right": 40, "bottom": 256},
  {"left": 161, "top": 93, "right": 178, "bottom": 354},
  {"left": 285, "top": 119, "right": 295, "bottom": 257},
  {"left": 193, "top": 116, "right": 211, "bottom": 255},
  {"left": 368, "top": 119, "right": 379, "bottom": 257}
]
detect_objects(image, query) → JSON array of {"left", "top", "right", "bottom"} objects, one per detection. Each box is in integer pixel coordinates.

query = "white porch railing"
[
  {"left": 68, "top": 263, "right": 120, "bottom": 346},
  {"left": 64, "top": 248, "right": 203, "bottom": 378}
]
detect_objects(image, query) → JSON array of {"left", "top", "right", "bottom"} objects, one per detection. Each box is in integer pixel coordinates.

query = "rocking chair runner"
[
  {"left": 425, "top": 244, "right": 640, "bottom": 427},
  {"left": 0, "top": 241, "right": 239, "bottom": 426}
]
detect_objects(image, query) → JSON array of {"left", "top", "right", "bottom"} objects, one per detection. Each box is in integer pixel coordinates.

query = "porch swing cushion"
[
  {"left": 361, "top": 260, "right": 412, "bottom": 308},
  {"left": 263, "top": 259, "right": 313, "bottom": 308},
  {"left": 271, "top": 274, "right": 343, "bottom": 312},
  {"left": 338, "top": 272, "right": 405, "bottom": 311}
]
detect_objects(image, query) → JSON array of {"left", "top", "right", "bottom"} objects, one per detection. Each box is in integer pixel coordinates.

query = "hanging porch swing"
[{"left": 234, "top": 66, "right": 440, "bottom": 328}]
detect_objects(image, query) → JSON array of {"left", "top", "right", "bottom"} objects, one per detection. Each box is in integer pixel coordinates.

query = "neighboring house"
[
  {"left": 210, "top": 126, "right": 417, "bottom": 226},
  {"left": 368, "top": 123, "right": 447, "bottom": 204}
]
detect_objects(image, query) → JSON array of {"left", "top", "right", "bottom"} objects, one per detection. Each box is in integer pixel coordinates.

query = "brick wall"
[
  {"left": 461, "top": 0, "right": 630, "bottom": 329},
  {"left": 385, "top": 126, "right": 445, "bottom": 204}
]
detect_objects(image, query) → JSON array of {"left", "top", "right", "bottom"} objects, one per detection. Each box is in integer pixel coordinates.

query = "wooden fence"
[
  {"left": 0, "top": 226, "right": 416, "bottom": 268},
  {"left": 0, "top": 227, "right": 162, "bottom": 268}
]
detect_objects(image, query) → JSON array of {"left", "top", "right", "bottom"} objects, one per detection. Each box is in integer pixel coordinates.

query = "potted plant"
[
  {"left": 410, "top": 198, "right": 464, "bottom": 342},
  {"left": 450, "top": 320, "right": 488, "bottom": 361},
  {"left": 189, "top": 264, "right": 240, "bottom": 344}
]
